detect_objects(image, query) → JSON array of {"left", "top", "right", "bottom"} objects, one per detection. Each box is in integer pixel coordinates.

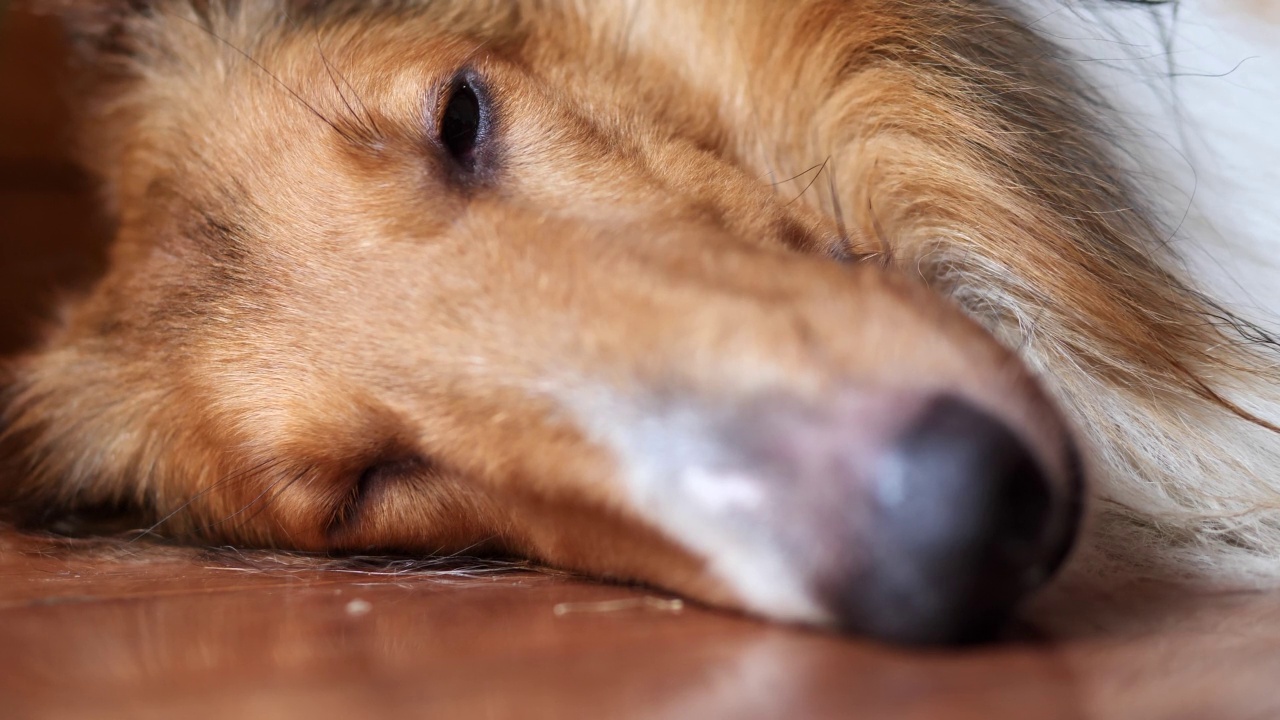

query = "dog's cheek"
[
  {"left": 502, "top": 491, "right": 743, "bottom": 608},
  {"left": 305, "top": 432, "right": 741, "bottom": 607}
]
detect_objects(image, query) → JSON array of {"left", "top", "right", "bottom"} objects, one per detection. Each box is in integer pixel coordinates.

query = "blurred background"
[{"left": 0, "top": 6, "right": 108, "bottom": 356}]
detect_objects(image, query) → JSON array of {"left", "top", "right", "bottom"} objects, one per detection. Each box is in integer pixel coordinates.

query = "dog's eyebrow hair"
[
  {"left": 163, "top": 10, "right": 362, "bottom": 144},
  {"left": 785, "top": 156, "right": 831, "bottom": 207},
  {"left": 310, "top": 27, "right": 382, "bottom": 143},
  {"left": 768, "top": 162, "right": 827, "bottom": 187}
]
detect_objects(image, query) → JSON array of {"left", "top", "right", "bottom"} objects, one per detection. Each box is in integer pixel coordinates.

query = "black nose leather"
[{"left": 819, "top": 395, "right": 1075, "bottom": 645}]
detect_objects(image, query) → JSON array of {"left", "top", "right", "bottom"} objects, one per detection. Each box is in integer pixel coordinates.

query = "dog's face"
[{"left": 2, "top": 1, "right": 1084, "bottom": 644}]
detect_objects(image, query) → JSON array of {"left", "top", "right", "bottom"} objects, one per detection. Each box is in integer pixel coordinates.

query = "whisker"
[
  {"left": 309, "top": 24, "right": 382, "bottom": 142},
  {"left": 128, "top": 455, "right": 285, "bottom": 543},
  {"left": 785, "top": 155, "right": 831, "bottom": 207},
  {"left": 199, "top": 463, "right": 314, "bottom": 534},
  {"left": 769, "top": 162, "right": 826, "bottom": 188}
]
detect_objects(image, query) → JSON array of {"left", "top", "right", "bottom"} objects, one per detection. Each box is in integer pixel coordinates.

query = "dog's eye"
[{"left": 440, "top": 78, "right": 484, "bottom": 169}]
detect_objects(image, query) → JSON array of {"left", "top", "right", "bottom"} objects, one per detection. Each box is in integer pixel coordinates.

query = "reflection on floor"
[{"left": 2, "top": 528, "right": 1278, "bottom": 720}]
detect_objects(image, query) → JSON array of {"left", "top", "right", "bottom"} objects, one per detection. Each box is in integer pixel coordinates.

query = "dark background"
[{"left": 0, "top": 7, "right": 109, "bottom": 357}]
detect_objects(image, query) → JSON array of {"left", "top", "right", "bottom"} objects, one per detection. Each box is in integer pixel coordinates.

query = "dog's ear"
[
  {"left": 27, "top": 1, "right": 163, "bottom": 59},
  {"left": 30, "top": 0, "right": 316, "bottom": 40},
  {"left": 28, "top": 1, "right": 303, "bottom": 84},
  {"left": 26, "top": 1, "right": 282, "bottom": 63}
]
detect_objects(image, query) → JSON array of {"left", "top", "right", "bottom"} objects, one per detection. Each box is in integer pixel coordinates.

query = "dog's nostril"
[{"left": 822, "top": 395, "right": 1067, "bottom": 646}]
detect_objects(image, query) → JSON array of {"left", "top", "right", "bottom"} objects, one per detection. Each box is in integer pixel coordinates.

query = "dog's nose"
[
  {"left": 614, "top": 387, "right": 1079, "bottom": 644},
  {"left": 705, "top": 390, "right": 1078, "bottom": 644},
  {"left": 814, "top": 395, "right": 1075, "bottom": 645}
]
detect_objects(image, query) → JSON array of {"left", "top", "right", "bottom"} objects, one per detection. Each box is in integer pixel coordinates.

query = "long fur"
[{"left": 2, "top": 0, "right": 1279, "bottom": 616}]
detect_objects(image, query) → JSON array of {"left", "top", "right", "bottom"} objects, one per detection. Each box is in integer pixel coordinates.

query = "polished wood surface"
[
  {"left": 2, "top": 8, "right": 1279, "bottom": 720},
  {"left": 3, "top": 529, "right": 1280, "bottom": 720}
]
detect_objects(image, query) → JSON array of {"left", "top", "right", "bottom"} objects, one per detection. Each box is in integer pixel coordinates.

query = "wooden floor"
[
  {"left": 4, "top": 529, "right": 1280, "bottom": 720},
  {"left": 2, "top": 8, "right": 1280, "bottom": 720}
]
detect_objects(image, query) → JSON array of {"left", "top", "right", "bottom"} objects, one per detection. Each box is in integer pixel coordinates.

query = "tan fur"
[{"left": 3, "top": 0, "right": 1278, "bottom": 624}]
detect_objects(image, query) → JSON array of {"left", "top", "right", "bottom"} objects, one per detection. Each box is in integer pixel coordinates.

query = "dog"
[{"left": 2, "top": 0, "right": 1277, "bottom": 646}]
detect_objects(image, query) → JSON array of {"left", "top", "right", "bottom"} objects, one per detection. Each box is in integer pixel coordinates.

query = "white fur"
[
  {"left": 1174, "top": 2, "right": 1280, "bottom": 315},
  {"left": 1016, "top": 0, "right": 1280, "bottom": 582},
  {"left": 566, "top": 391, "right": 833, "bottom": 625},
  {"left": 1026, "top": 0, "right": 1280, "bottom": 312}
]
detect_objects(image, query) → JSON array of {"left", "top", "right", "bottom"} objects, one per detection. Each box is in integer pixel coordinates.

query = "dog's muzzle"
[{"left": 589, "top": 387, "right": 1082, "bottom": 646}]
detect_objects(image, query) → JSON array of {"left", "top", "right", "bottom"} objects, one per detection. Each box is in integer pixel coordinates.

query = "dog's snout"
[
  {"left": 683, "top": 390, "right": 1079, "bottom": 644},
  {"left": 817, "top": 395, "right": 1075, "bottom": 645}
]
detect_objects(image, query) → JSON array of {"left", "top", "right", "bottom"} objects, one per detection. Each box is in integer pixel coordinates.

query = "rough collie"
[{"left": 2, "top": 0, "right": 1277, "bottom": 645}]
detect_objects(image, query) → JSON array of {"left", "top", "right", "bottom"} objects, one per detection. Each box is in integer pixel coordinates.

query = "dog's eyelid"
[{"left": 430, "top": 67, "right": 494, "bottom": 177}]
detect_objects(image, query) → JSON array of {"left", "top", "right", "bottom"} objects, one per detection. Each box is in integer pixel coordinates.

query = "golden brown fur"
[{"left": 3, "top": 0, "right": 1278, "bottom": 640}]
